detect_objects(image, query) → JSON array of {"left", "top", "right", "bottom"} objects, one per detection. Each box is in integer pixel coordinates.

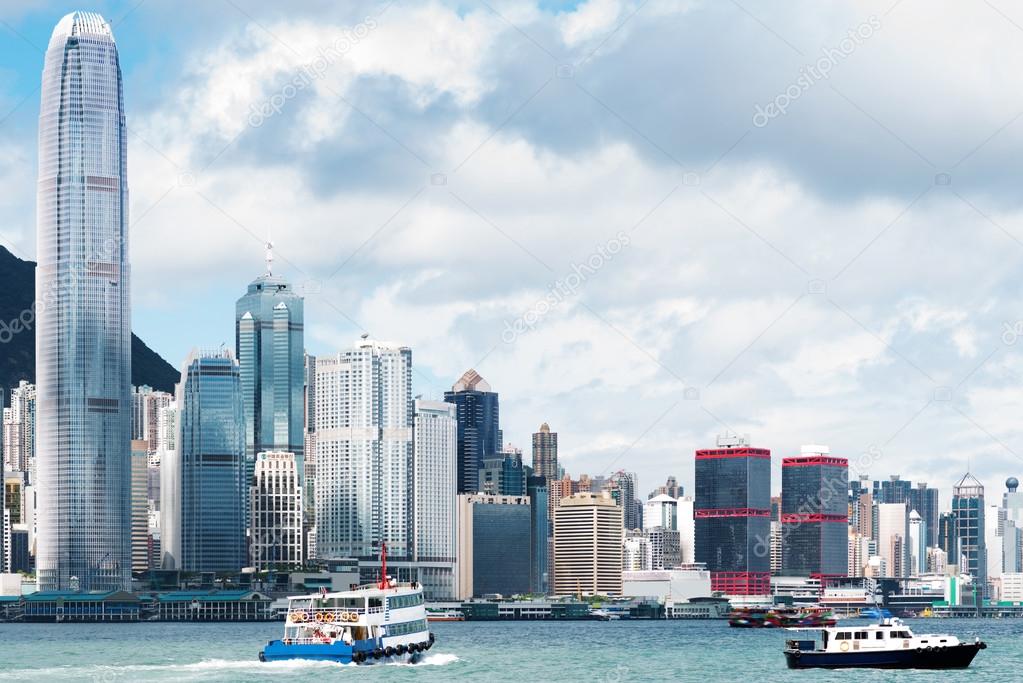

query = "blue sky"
[{"left": 6, "top": 0, "right": 1023, "bottom": 501}]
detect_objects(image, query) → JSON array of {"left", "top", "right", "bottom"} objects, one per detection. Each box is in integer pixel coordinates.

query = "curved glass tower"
[{"left": 36, "top": 12, "right": 132, "bottom": 591}]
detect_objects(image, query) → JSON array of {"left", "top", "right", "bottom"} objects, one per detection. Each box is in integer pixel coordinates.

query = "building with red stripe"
[
  {"left": 694, "top": 435, "right": 771, "bottom": 595},
  {"left": 780, "top": 445, "right": 848, "bottom": 580}
]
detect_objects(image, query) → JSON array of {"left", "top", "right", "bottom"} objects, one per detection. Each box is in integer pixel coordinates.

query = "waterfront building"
[
  {"left": 848, "top": 531, "right": 870, "bottom": 577},
  {"left": 456, "top": 493, "right": 531, "bottom": 598},
  {"left": 130, "top": 440, "right": 149, "bottom": 573},
  {"left": 621, "top": 567, "right": 712, "bottom": 601},
  {"left": 412, "top": 399, "right": 458, "bottom": 599},
  {"left": 36, "top": 12, "right": 132, "bottom": 592},
  {"left": 643, "top": 494, "right": 677, "bottom": 530},
  {"left": 1003, "top": 478, "right": 1023, "bottom": 573},
  {"left": 445, "top": 370, "right": 500, "bottom": 494},
  {"left": 315, "top": 339, "right": 413, "bottom": 560},
  {"left": 553, "top": 491, "right": 623, "bottom": 596},
  {"left": 781, "top": 445, "right": 849, "bottom": 578},
  {"left": 527, "top": 475, "right": 549, "bottom": 594},
  {"left": 694, "top": 435, "right": 771, "bottom": 595},
  {"left": 236, "top": 250, "right": 305, "bottom": 494},
  {"left": 250, "top": 451, "right": 303, "bottom": 570},
  {"left": 531, "top": 423, "right": 558, "bottom": 480},
  {"left": 771, "top": 521, "right": 783, "bottom": 575},
  {"left": 876, "top": 503, "right": 910, "bottom": 577},
  {"left": 162, "top": 349, "right": 247, "bottom": 573},
  {"left": 952, "top": 472, "right": 987, "bottom": 597}
]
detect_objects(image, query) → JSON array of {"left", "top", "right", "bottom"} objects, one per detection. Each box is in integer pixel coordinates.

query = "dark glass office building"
[
  {"left": 952, "top": 473, "right": 986, "bottom": 598},
  {"left": 694, "top": 440, "right": 771, "bottom": 595},
  {"left": 781, "top": 449, "right": 848, "bottom": 578},
  {"left": 908, "top": 482, "right": 939, "bottom": 550},
  {"left": 444, "top": 369, "right": 500, "bottom": 494},
  {"left": 527, "top": 475, "right": 549, "bottom": 594},
  {"left": 462, "top": 494, "right": 531, "bottom": 596}
]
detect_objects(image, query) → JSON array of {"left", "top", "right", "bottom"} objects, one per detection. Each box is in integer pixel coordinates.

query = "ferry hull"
[
  {"left": 784, "top": 642, "right": 985, "bottom": 670},
  {"left": 260, "top": 633, "right": 435, "bottom": 665}
]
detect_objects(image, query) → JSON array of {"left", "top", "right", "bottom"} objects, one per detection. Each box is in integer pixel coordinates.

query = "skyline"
[{"left": 7, "top": 2, "right": 1023, "bottom": 501}]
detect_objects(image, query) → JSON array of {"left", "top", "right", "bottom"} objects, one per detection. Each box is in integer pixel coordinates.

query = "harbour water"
[{"left": 0, "top": 618, "right": 1017, "bottom": 681}]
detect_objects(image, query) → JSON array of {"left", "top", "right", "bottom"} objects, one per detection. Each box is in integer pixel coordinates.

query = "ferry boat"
[
  {"left": 784, "top": 616, "right": 986, "bottom": 669},
  {"left": 259, "top": 545, "right": 435, "bottom": 664},
  {"left": 729, "top": 606, "right": 836, "bottom": 628},
  {"left": 427, "top": 609, "right": 465, "bottom": 622}
]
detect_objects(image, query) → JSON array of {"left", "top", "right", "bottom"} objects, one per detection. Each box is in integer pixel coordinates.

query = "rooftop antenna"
[{"left": 265, "top": 231, "right": 274, "bottom": 276}]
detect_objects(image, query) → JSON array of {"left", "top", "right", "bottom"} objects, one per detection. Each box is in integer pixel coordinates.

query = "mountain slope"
[{"left": 0, "top": 245, "right": 179, "bottom": 394}]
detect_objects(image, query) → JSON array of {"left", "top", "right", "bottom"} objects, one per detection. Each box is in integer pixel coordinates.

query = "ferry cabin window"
[
  {"left": 854, "top": 632, "right": 868, "bottom": 640},
  {"left": 875, "top": 632, "right": 885, "bottom": 640},
  {"left": 835, "top": 632, "right": 851, "bottom": 640},
  {"left": 369, "top": 598, "right": 383, "bottom": 609}
]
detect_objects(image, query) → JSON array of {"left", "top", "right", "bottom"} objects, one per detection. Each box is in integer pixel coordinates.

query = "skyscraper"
[
  {"left": 781, "top": 445, "right": 848, "bottom": 579},
  {"left": 526, "top": 474, "right": 549, "bottom": 594},
  {"left": 532, "top": 423, "right": 558, "bottom": 480},
  {"left": 315, "top": 339, "right": 413, "bottom": 560},
  {"left": 444, "top": 369, "right": 500, "bottom": 494},
  {"left": 608, "top": 471, "right": 640, "bottom": 530},
  {"left": 130, "top": 440, "right": 149, "bottom": 573},
  {"left": 162, "top": 350, "right": 247, "bottom": 573},
  {"left": 250, "top": 451, "right": 303, "bottom": 570},
  {"left": 236, "top": 249, "right": 305, "bottom": 481},
  {"left": 413, "top": 399, "right": 458, "bottom": 599},
  {"left": 876, "top": 503, "right": 909, "bottom": 577},
  {"left": 952, "top": 472, "right": 986, "bottom": 597},
  {"left": 36, "top": 12, "right": 132, "bottom": 592},
  {"left": 694, "top": 435, "right": 771, "bottom": 595},
  {"left": 908, "top": 481, "right": 939, "bottom": 549},
  {"left": 553, "top": 491, "right": 623, "bottom": 596},
  {"left": 2, "top": 381, "right": 35, "bottom": 474}
]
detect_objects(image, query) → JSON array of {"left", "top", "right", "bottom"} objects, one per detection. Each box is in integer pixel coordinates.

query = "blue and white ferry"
[{"left": 259, "top": 547, "right": 435, "bottom": 664}]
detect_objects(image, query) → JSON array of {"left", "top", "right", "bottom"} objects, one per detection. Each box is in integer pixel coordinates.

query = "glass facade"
[
  {"left": 472, "top": 502, "right": 531, "bottom": 596},
  {"left": 36, "top": 12, "right": 132, "bottom": 592},
  {"left": 952, "top": 473, "right": 986, "bottom": 596},
  {"left": 236, "top": 273, "right": 304, "bottom": 496},
  {"left": 527, "top": 475, "right": 549, "bottom": 594},
  {"left": 444, "top": 370, "right": 500, "bottom": 494},
  {"left": 694, "top": 447, "right": 771, "bottom": 594},
  {"left": 164, "top": 351, "right": 246, "bottom": 573},
  {"left": 780, "top": 455, "right": 849, "bottom": 577}
]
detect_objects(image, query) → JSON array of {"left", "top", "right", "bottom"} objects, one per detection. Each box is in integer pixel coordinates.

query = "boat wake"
[{"left": 0, "top": 653, "right": 460, "bottom": 679}]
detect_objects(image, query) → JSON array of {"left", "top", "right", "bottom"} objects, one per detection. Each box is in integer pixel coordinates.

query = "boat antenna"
[{"left": 378, "top": 541, "right": 388, "bottom": 590}]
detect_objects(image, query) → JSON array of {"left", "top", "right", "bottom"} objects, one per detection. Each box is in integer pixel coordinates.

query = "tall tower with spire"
[
  {"left": 35, "top": 12, "right": 132, "bottom": 592},
  {"left": 235, "top": 250, "right": 305, "bottom": 505}
]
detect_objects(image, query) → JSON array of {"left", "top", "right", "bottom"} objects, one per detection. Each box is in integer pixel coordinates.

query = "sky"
[{"left": 4, "top": 0, "right": 1023, "bottom": 503}]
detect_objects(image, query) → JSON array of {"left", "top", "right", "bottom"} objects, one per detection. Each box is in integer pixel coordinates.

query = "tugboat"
[
  {"left": 259, "top": 544, "right": 435, "bottom": 664},
  {"left": 784, "top": 616, "right": 986, "bottom": 669}
]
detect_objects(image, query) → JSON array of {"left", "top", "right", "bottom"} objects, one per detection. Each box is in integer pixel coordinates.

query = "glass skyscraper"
[
  {"left": 781, "top": 446, "right": 849, "bottom": 578},
  {"left": 952, "top": 472, "right": 986, "bottom": 598},
  {"left": 236, "top": 256, "right": 304, "bottom": 487},
  {"left": 36, "top": 12, "right": 132, "bottom": 592},
  {"left": 694, "top": 437, "right": 771, "bottom": 595},
  {"left": 162, "top": 350, "right": 246, "bottom": 573},
  {"left": 444, "top": 369, "right": 500, "bottom": 494}
]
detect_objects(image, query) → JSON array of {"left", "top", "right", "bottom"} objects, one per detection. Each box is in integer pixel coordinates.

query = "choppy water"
[{"left": 0, "top": 618, "right": 1018, "bottom": 682}]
